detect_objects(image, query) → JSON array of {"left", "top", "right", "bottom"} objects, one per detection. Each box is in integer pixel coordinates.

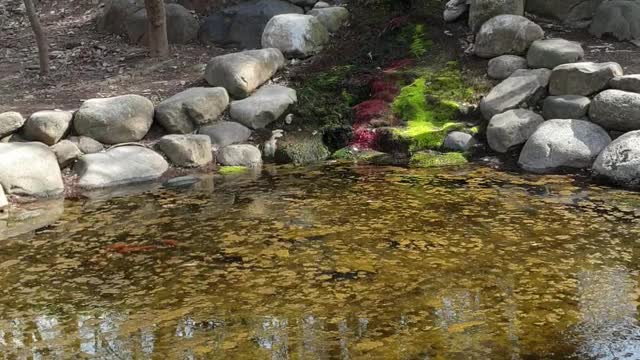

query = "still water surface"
[{"left": 1, "top": 164, "right": 640, "bottom": 359}]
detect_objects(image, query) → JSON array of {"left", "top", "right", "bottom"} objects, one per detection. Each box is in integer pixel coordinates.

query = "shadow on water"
[{"left": 1, "top": 164, "right": 640, "bottom": 358}]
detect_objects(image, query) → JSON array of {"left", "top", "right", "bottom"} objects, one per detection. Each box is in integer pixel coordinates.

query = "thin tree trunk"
[
  {"left": 143, "top": 0, "right": 169, "bottom": 57},
  {"left": 23, "top": 0, "right": 49, "bottom": 76}
]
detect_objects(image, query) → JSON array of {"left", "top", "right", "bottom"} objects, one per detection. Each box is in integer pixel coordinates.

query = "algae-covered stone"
[
  {"left": 274, "top": 133, "right": 330, "bottom": 165},
  {"left": 409, "top": 151, "right": 467, "bottom": 168},
  {"left": 330, "top": 147, "right": 386, "bottom": 162},
  {"left": 218, "top": 166, "right": 249, "bottom": 175}
]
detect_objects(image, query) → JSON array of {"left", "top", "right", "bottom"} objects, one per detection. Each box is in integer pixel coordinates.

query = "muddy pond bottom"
[{"left": 2, "top": 164, "right": 640, "bottom": 359}]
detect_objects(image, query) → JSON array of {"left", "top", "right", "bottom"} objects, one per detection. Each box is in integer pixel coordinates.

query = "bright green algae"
[{"left": 1, "top": 165, "right": 640, "bottom": 358}]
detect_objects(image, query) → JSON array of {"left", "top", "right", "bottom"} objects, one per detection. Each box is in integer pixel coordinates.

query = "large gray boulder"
[
  {"left": 217, "top": 144, "right": 263, "bottom": 167},
  {"left": 97, "top": 0, "right": 144, "bottom": 35},
  {"left": 156, "top": 134, "right": 213, "bottom": 167},
  {"left": 589, "top": 89, "right": 640, "bottom": 132},
  {"left": 307, "top": 6, "right": 349, "bottom": 33},
  {"left": 126, "top": 3, "right": 198, "bottom": 44},
  {"left": 74, "top": 94, "right": 154, "bottom": 144},
  {"left": 486, "top": 109, "right": 544, "bottom": 153},
  {"left": 593, "top": 130, "right": 640, "bottom": 188},
  {"left": 198, "top": 121, "right": 252, "bottom": 149},
  {"left": 229, "top": 85, "right": 297, "bottom": 129},
  {"left": 442, "top": 131, "right": 477, "bottom": 152},
  {"left": 518, "top": 119, "right": 611, "bottom": 173},
  {"left": 526, "top": 39, "right": 584, "bottom": 69},
  {"left": 487, "top": 55, "right": 528, "bottom": 80},
  {"left": 589, "top": 0, "right": 640, "bottom": 41},
  {"left": 468, "top": 0, "right": 524, "bottom": 33},
  {"left": 74, "top": 146, "right": 169, "bottom": 189},
  {"left": 22, "top": 110, "right": 73, "bottom": 145},
  {"left": 444, "top": 0, "right": 469, "bottom": 22},
  {"left": 0, "top": 112, "right": 25, "bottom": 138},
  {"left": 609, "top": 75, "right": 640, "bottom": 93},
  {"left": 155, "top": 87, "right": 229, "bottom": 134},
  {"left": 0, "top": 142, "right": 64, "bottom": 196},
  {"left": 542, "top": 95, "right": 590, "bottom": 120},
  {"left": 204, "top": 48, "right": 286, "bottom": 98},
  {"left": 198, "top": 0, "right": 304, "bottom": 49},
  {"left": 67, "top": 136, "right": 104, "bottom": 154},
  {"left": 480, "top": 68, "right": 551, "bottom": 120},
  {"left": 525, "top": 0, "right": 604, "bottom": 26},
  {"left": 261, "top": 14, "right": 330, "bottom": 58},
  {"left": 549, "top": 62, "right": 623, "bottom": 96},
  {"left": 50, "top": 140, "right": 82, "bottom": 168},
  {"left": 474, "top": 15, "right": 544, "bottom": 58}
]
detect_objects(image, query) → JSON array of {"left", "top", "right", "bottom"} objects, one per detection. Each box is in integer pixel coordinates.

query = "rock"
[
  {"left": 74, "top": 94, "right": 154, "bottom": 144},
  {"left": 204, "top": 48, "right": 286, "bottom": 98},
  {"left": 518, "top": 119, "right": 611, "bottom": 173},
  {"left": 274, "top": 132, "right": 329, "bottom": 165},
  {"left": 549, "top": 62, "right": 623, "bottom": 96},
  {"left": 593, "top": 130, "right": 640, "bottom": 188},
  {"left": 97, "top": 0, "right": 144, "bottom": 35},
  {"left": 526, "top": 39, "right": 584, "bottom": 69},
  {"left": 288, "top": 0, "right": 317, "bottom": 6},
  {"left": 542, "top": 95, "right": 590, "bottom": 120},
  {"left": 0, "top": 142, "right": 64, "bottom": 196},
  {"left": 156, "top": 134, "right": 213, "bottom": 167},
  {"left": 590, "top": 0, "right": 640, "bottom": 41},
  {"left": 609, "top": 75, "right": 640, "bottom": 93},
  {"left": 307, "top": 6, "right": 348, "bottom": 33},
  {"left": 22, "top": 110, "right": 73, "bottom": 145},
  {"left": 229, "top": 85, "right": 297, "bottom": 129},
  {"left": 444, "top": 0, "right": 469, "bottom": 22},
  {"left": 261, "top": 14, "right": 330, "bottom": 58},
  {"left": 0, "top": 185, "right": 7, "bottom": 210},
  {"left": 155, "top": 87, "right": 229, "bottom": 134},
  {"left": 474, "top": 15, "right": 544, "bottom": 58},
  {"left": 468, "top": 0, "right": 524, "bottom": 32},
  {"left": 217, "top": 144, "right": 263, "bottom": 167},
  {"left": 589, "top": 89, "right": 640, "bottom": 132},
  {"left": 50, "top": 140, "right": 82, "bottom": 168},
  {"left": 487, "top": 55, "right": 528, "bottom": 80},
  {"left": 0, "top": 111, "right": 25, "bottom": 138},
  {"left": 74, "top": 146, "right": 169, "bottom": 189},
  {"left": 442, "top": 131, "right": 476, "bottom": 152},
  {"left": 480, "top": 68, "right": 551, "bottom": 120},
  {"left": 198, "top": 121, "right": 252, "bottom": 149},
  {"left": 126, "top": 3, "right": 198, "bottom": 44},
  {"left": 526, "top": 0, "right": 604, "bottom": 27},
  {"left": 198, "top": 0, "right": 303, "bottom": 49},
  {"left": 67, "top": 136, "right": 104, "bottom": 154},
  {"left": 486, "top": 109, "right": 544, "bottom": 153},
  {"left": 314, "top": 1, "right": 330, "bottom": 8}
]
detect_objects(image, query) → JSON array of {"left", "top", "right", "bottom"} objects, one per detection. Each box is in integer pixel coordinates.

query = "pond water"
[{"left": 1, "top": 164, "right": 640, "bottom": 359}]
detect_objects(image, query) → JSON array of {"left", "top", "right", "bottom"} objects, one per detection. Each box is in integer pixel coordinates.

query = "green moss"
[
  {"left": 218, "top": 166, "right": 248, "bottom": 175},
  {"left": 331, "top": 147, "right": 386, "bottom": 161},
  {"left": 409, "top": 152, "right": 468, "bottom": 168},
  {"left": 409, "top": 24, "right": 432, "bottom": 58},
  {"left": 275, "top": 134, "right": 331, "bottom": 165},
  {"left": 392, "top": 63, "right": 478, "bottom": 151}
]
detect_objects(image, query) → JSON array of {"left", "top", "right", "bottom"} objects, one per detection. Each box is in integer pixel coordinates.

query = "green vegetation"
[
  {"left": 331, "top": 147, "right": 386, "bottom": 162},
  {"left": 392, "top": 62, "right": 478, "bottom": 150},
  {"left": 293, "top": 65, "right": 360, "bottom": 130},
  {"left": 409, "top": 151, "right": 468, "bottom": 168},
  {"left": 409, "top": 25, "right": 432, "bottom": 58},
  {"left": 218, "top": 166, "right": 248, "bottom": 175}
]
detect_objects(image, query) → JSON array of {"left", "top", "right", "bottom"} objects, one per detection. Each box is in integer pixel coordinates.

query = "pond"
[{"left": 1, "top": 164, "right": 640, "bottom": 359}]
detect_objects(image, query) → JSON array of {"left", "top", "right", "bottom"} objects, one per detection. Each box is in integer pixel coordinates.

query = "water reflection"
[{"left": 0, "top": 165, "right": 639, "bottom": 358}]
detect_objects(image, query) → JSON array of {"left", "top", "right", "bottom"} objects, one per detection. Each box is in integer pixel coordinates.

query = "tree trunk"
[
  {"left": 23, "top": 0, "right": 49, "bottom": 76},
  {"left": 143, "top": 0, "right": 169, "bottom": 57}
]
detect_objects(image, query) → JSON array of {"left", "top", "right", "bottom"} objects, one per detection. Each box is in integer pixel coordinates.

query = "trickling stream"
[{"left": 1, "top": 164, "right": 640, "bottom": 359}]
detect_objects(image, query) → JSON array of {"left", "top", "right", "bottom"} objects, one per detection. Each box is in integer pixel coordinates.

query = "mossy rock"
[
  {"left": 218, "top": 166, "right": 249, "bottom": 175},
  {"left": 391, "top": 62, "right": 481, "bottom": 151},
  {"left": 274, "top": 133, "right": 330, "bottom": 165},
  {"left": 409, "top": 151, "right": 468, "bottom": 168}
]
